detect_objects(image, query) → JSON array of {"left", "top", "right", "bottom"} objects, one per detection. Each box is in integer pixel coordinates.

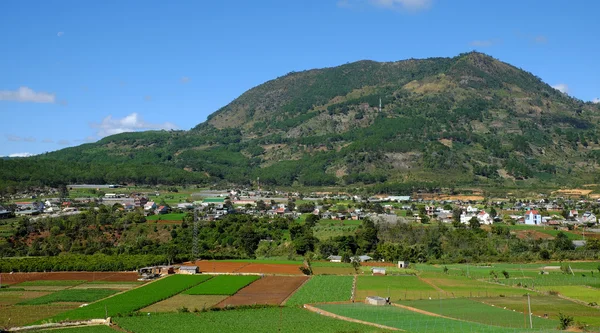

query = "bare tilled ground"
[{"left": 216, "top": 276, "right": 308, "bottom": 307}]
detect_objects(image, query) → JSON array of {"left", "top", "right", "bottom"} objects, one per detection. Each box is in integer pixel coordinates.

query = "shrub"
[{"left": 558, "top": 312, "right": 573, "bottom": 330}]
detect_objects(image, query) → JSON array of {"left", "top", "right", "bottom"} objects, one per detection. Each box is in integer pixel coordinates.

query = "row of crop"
[
  {"left": 47, "top": 275, "right": 212, "bottom": 322},
  {"left": 286, "top": 276, "right": 353, "bottom": 306},
  {"left": 184, "top": 275, "right": 259, "bottom": 295}
]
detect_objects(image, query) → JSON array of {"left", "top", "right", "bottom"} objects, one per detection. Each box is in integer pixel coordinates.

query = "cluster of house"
[{"left": 137, "top": 264, "right": 199, "bottom": 280}]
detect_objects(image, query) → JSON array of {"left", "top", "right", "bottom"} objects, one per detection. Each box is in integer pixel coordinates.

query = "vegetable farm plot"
[
  {"left": 17, "top": 280, "right": 86, "bottom": 287},
  {"left": 46, "top": 275, "right": 212, "bottom": 322},
  {"left": 18, "top": 288, "right": 117, "bottom": 305},
  {"left": 418, "top": 272, "right": 531, "bottom": 298},
  {"left": 0, "top": 290, "right": 50, "bottom": 306},
  {"left": 216, "top": 276, "right": 308, "bottom": 307},
  {"left": 183, "top": 275, "right": 259, "bottom": 295},
  {"left": 114, "top": 307, "right": 394, "bottom": 333},
  {"left": 286, "top": 275, "right": 354, "bottom": 306},
  {"left": 356, "top": 275, "right": 437, "bottom": 301},
  {"left": 477, "top": 295, "right": 600, "bottom": 330},
  {"left": 141, "top": 294, "right": 228, "bottom": 312},
  {"left": 536, "top": 285, "right": 600, "bottom": 304},
  {"left": 0, "top": 303, "right": 81, "bottom": 328},
  {"left": 316, "top": 303, "right": 560, "bottom": 333},
  {"left": 399, "top": 298, "right": 557, "bottom": 330},
  {"left": 312, "top": 266, "right": 357, "bottom": 275}
]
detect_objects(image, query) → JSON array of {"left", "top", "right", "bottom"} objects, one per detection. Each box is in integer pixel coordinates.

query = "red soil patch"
[
  {"left": 188, "top": 261, "right": 249, "bottom": 273},
  {"left": 0, "top": 272, "right": 139, "bottom": 285},
  {"left": 216, "top": 276, "right": 308, "bottom": 307},
  {"left": 235, "top": 263, "right": 303, "bottom": 275},
  {"left": 516, "top": 230, "right": 554, "bottom": 240}
]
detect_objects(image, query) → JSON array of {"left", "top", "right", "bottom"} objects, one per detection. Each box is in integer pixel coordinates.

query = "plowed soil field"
[
  {"left": 216, "top": 276, "right": 308, "bottom": 307},
  {"left": 0, "top": 272, "right": 139, "bottom": 285},
  {"left": 235, "top": 263, "right": 303, "bottom": 275},
  {"left": 190, "top": 261, "right": 249, "bottom": 273}
]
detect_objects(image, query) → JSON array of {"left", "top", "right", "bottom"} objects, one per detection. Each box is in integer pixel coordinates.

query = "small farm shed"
[
  {"left": 398, "top": 261, "right": 409, "bottom": 268},
  {"left": 327, "top": 255, "right": 342, "bottom": 263},
  {"left": 371, "top": 267, "right": 386, "bottom": 276},
  {"left": 365, "top": 296, "right": 387, "bottom": 306},
  {"left": 178, "top": 265, "right": 199, "bottom": 274}
]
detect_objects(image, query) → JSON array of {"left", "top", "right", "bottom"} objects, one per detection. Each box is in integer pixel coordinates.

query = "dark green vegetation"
[
  {"left": 183, "top": 275, "right": 259, "bottom": 295},
  {"left": 33, "top": 326, "right": 118, "bottom": 333},
  {"left": 2, "top": 52, "right": 600, "bottom": 192},
  {"left": 285, "top": 275, "right": 353, "bottom": 306},
  {"left": 3, "top": 210, "right": 598, "bottom": 266},
  {"left": 113, "top": 307, "right": 392, "bottom": 333},
  {"left": 17, "top": 289, "right": 117, "bottom": 305},
  {"left": 47, "top": 275, "right": 211, "bottom": 322}
]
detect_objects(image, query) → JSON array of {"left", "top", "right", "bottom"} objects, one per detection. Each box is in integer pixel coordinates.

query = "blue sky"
[{"left": 1, "top": 0, "right": 599, "bottom": 157}]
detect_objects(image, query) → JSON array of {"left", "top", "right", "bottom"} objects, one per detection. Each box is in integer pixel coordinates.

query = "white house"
[
  {"left": 476, "top": 211, "right": 493, "bottom": 225},
  {"left": 582, "top": 212, "right": 597, "bottom": 223},
  {"left": 524, "top": 210, "right": 542, "bottom": 225},
  {"left": 466, "top": 206, "right": 479, "bottom": 213},
  {"left": 144, "top": 201, "right": 157, "bottom": 211},
  {"left": 460, "top": 212, "right": 476, "bottom": 224}
]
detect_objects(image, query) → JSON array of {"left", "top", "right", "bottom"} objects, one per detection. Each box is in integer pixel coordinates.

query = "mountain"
[{"left": 2, "top": 52, "right": 600, "bottom": 193}]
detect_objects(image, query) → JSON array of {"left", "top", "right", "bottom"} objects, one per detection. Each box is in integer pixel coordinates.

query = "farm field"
[
  {"left": 17, "top": 280, "right": 86, "bottom": 287},
  {"left": 217, "top": 276, "right": 308, "bottom": 307},
  {"left": 0, "top": 272, "right": 139, "bottom": 285},
  {"left": 286, "top": 275, "right": 353, "bottom": 306},
  {"left": 183, "top": 275, "right": 259, "bottom": 295},
  {"left": 0, "top": 290, "right": 50, "bottom": 306},
  {"left": 47, "top": 275, "right": 212, "bottom": 322},
  {"left": 536, "top": 285, "right": 600, "bottom": 304},
  {"left": 312, "top": 266, "right": 356, "bottom": 275},
  {"left": 356, "top": 275, "right": 437, "bottom": 301},
  {"left": 235, "top": 263, "right": 304, "bottom": 275},
  {"left": 477, "top": 296, "right": 600, "bottom": 330},
  {"left": 114, "top": 307, "right": 393, "bottom": 333},
  {"left": 316, "top": 303, "right": 560, "bottom": 333},
  {"left": 141, "top": 294, "right": 227, "bottom": 312},
  {"left": 189, "top": 260, "right": 249, "bottom": 273},
  {"left": 418, "top": 272, "right": 533, "bottom": 298},
  {"left": 399, "top": 298, "right": 557, "bottom": 329},
  {"left": 0, "top": 303, "right": 80, "bottom": 328},
  {"left": 72, "top": 282, "right": 141, "bottom": 291},
  {"left": 17, "top": 288, "right": 117, "bottom": 305}
]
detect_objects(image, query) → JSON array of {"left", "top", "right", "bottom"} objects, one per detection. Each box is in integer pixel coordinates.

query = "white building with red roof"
[{"left": 525, "top": 210, "right": 542, "bottom": 225}]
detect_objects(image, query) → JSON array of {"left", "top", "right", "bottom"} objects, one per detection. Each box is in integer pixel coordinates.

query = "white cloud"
[
  {"left": 8, "top": 152, "right": 34, "bottom": 158},
  {"left": 6, "top": 135, "right": 35, "bottom": 142},
  {"left": 552, "top": 83, "right": 569, "bottom": 94},
  {"left": 338, "top": 0, "right": 432, "bottom": 11},
  {"left": 369, "top": 0, "right": 432, "bottom": 11},
  {"left": 180, "top": 76, "right": 191, "bottom": 84},
  {"left": 57, "top": 31, "right": 64, "bottom": 37},
  {"left": 0, "top": 86, "right": 56, "bottom": 103},
  {"left": 42, "top": 138, "right": 54, "bottom": 143},
  {"left": 58, "top": 139, "right": 71, "bottom": 146},
  {"left": 592, "top": 98, "right": 600, "bottom": 104},
  {"left": 91, "top": 113, "right": 178, "bottom": 137}
]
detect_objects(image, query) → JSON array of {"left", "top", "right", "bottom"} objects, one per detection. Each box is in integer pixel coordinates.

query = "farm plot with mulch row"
[
  {"left": 216, "top": 276, "right": 308, "bottom": 307},
  {"left": 184, "top": 275, "right": 259, "bottom": 295}
]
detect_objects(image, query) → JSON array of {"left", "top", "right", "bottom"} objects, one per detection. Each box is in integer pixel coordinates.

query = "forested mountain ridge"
[{"left": 2, "top": 52, "right": 600, "bottom": 192}]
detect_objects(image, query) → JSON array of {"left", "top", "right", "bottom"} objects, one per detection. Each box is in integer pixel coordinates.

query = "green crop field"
[
  {"left": 316, "top": 303, "right": 561, "bottom": 333},
  {"left": 286, "top": 275, "right": 353, "bottom": 306},
  {"left": 146, "top": 213, "right": 185, "bottom": 221},
  {"left": 45, "top": 275, "right": 212, "bottom": 322},
  {"left": 478, "top": 296, "right": 600, "bottom": 330},
  {"left": 18, "top": 289, "right": 117, "bottom": 305},
  {"left": 418, "top": 272, "right": 533, "bottom": 298},
  {"left": 114, "top": 307, "right": 393, "bottom": 333},
  {"left": 399, "top": 298, "right": 557, "bottom": 329},
  {"left": 356, "top": 275, "right": 437, "bottom": 301},
  {"left": 17, "top": 280, "right": 86, "bottom": 287},
  {"left": 536, "top": 285, "right": 600, "bottom": 304},
  {"left": 183, "top": 275, "right": 259, "bottom": 295}
]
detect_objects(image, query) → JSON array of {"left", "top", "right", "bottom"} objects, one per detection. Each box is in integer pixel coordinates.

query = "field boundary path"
[
  {"left": 7, "top": 319, "right": 109, "bottom": 332},
  {"left": 351, "top": 275, "right": 357, "bottom": 302},
  {"left": 391, "top": 303, "right": 456, "bottom": 320},
  {"left": 304, "top": 304, "right": 403, "bottom": 331},
  {"left": 417, "top": 276, "right": 445, "bottom": 294}
]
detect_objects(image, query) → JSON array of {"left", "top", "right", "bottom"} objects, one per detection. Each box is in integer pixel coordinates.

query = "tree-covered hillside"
[{"left": 2, "top": 52, "right": 600, "bottom": 192}]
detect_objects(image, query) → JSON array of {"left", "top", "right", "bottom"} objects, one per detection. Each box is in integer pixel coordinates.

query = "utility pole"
[
  {"left": 379, "top": 98, "right": 382, "bottom": 113},
  {"left": 527, "top": 293, "right": 533, "bottom": 329}
]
